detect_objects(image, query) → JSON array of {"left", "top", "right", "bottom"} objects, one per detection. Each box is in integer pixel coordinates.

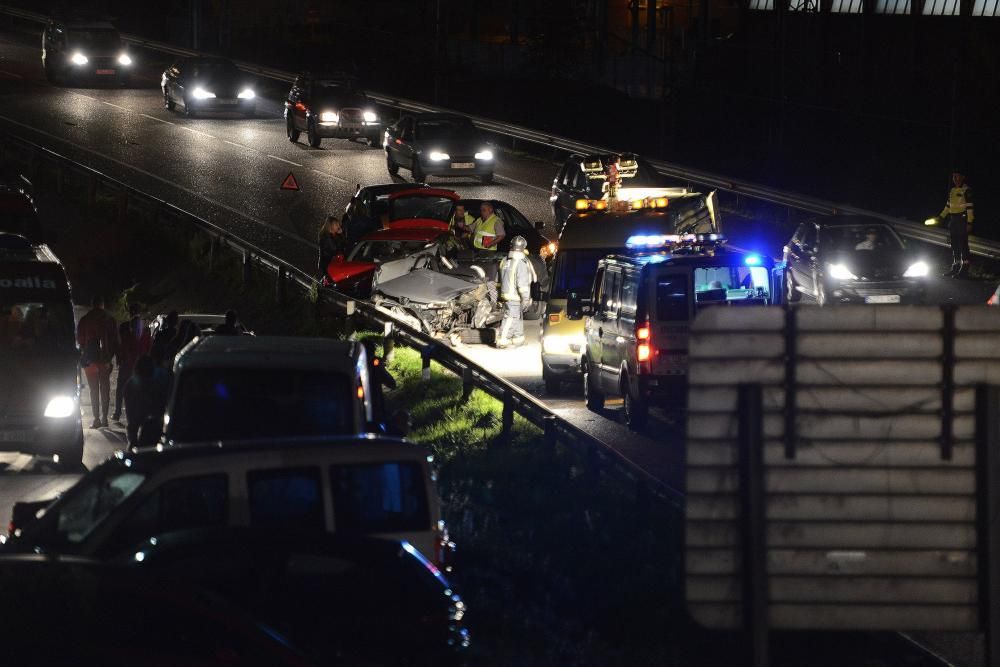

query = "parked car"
[
  {"left": 783, "top": 216, "right": 929, "bottom": 305},
  {"left": 0, "top": 556, "right": 312, "bottom": 666},
  {"left": 285, "top": 72, "right": 382, "bottom": 148},
  {"left": 342, "top": 182, "right": 430, "bottom": 245},
  {"left": 124, "top": 529, "right": 470, "bottom": 664},
  {"left": 384, "top": 113, "right": 495, "bottom": 183},
  {"left": 5, "top": 437, "right": 454, "bottom": 569},
  {"left": 150, "top": 312, "right": 253, "bottom": 338},
  {"left": 42, "top": 17, "right": 133, "bottom": 86},
  {"left": 161, "top": 56, "right": 256, "bottom": 117}
]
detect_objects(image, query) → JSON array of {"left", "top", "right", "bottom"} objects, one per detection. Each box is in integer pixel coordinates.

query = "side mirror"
[
  {"left": 534, "top": 221, "right": 545, "bottom": 232},
  {"left": 566, "top": 291, "right": 593, "bottom": 320}
]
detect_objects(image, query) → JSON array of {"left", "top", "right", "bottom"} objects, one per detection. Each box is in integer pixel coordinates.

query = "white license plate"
[
  {"left": 451, "top": 162, "right": 475, "bottom": 169},
  {"left": 865, "top": 294, "right": 901, "bottom": 304},
  {"left": 96, "top": 69, "right": 116, "bottom": 75},
  {"left": 0, "top": 430, "right": 34, "bottom": 443}
]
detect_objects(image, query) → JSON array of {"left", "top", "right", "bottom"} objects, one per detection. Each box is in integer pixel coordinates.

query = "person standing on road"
[
  {"left": 112, "top": 304, "right": 151, "bottom": 422},
  {"left": 124, "top": 355, "right": 169, "bottom": 448},
  {"left": 214, "top": 310, "right": 242, "bottom": 336},
  {"left": 318, "top": 215, "right": 348, "bottom": 278},
  {"left": 77, "top": 296, "right": 118, "bottom": 429},
  {"left": 938, "top": 170, "right": 975, "bottom": 277},
  {"left": 496, "top": 236, "right": 535, "bottom": 349},
  {"left": 449, "top": 203, "right": 474, "bottom": 239},
  {"left": 470, "top": 201, "right": 505, "bottom": 252}
]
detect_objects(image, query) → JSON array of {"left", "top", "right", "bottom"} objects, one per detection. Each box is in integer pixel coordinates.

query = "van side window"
[
  {"left": 602, "top": 269, "right": 622, "bottom": 318},
  {"left": 620, "top": 271, "right": 638, "bottom": 317},
  {"left": 656, "top": 274, "right": 690, "bottom": 321},
  {"left": 248, "top": 468, "right": 324, "bottom": 530},
  {"left": 330, "top": 462, "right": 430, "bottom": 534},
  {"left": 591, "top": 267, "right": 606, "bottom": 305},
  {"left": 800, "top": 225, "right": 816, "bottom": 252}
]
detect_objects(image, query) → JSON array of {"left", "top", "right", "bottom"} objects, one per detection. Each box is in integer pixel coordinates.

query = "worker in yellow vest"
[
  {"left": 938, "top": 170, "right": 975, "bottom": 277},
  {"left": 449, "top": 203, "right": 474, "bottom": 240},
  {"left": 469, "top": 201, "right": 506, "bottom": 252}
]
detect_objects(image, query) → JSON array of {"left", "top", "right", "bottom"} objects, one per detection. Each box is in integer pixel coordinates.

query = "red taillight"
[
  {"left": 636, "top": 321, "right": 652, "bottom": 368},
  {"left": 636, "top": 325, "right": 650, "bottom": 340},
  {"left": 356, "top": 385, "right": 364, "bottom": 399},
  {"left": 637, "top": 343, "right": 651, "bottom": 362}
]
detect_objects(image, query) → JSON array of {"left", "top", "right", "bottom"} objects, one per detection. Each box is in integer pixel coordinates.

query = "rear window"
[
  {"left": 551, "top": 249, "right": 613, "bottom": 299},
  {"left": 248, "top": 468, "right": 324, "bottom": 530},
  {"left": 168, "top": 368, "right": 356, "bottom": 441},
  {"left": 656, "top": 274, "right": 689, "bottom": 321},
  {"left": 694, "top": 266, "right": 771, "bottom": 309},
  {"left": 389, "top": 195, "right": 454, "bottom": 223},
  {"left": 330, "top": 462, "right": 429, "bottom": 534}
]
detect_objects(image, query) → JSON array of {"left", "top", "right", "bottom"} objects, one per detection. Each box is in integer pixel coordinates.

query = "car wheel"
[
  {"left": 307, "top": 120, "right": 322, "bottom": 148},
  {"left": 543, "top": 367, "right": 561, "bottom": 395},
  {"left": 480, "top": 172, "right": 494, "bottom": 184},
  {"left": 584, "top": 358, "right": 604, "bottom": 412},
  {"left": 784, "top": 270, "right": 800, "bottom": 303},
  {"left": 366, "top": 136, "right": 379, "bottom": 148},
  {"left": 56, "top": 431, "right": 85, "bottom": 472},
  {"left": 386, "top": 153, "right": 400, "bottom": 176},
  {"left": 184, "top": 98, "right": 196, "bottom": 117},
  {"left": 411, "top": 160, "right": 425, "bottom": 183},
  {"left": 286, "top": 115, "right": 300, "bottom": 142},
  {"left": 623, "top": 385, "right": 649, "bottom": 431}
]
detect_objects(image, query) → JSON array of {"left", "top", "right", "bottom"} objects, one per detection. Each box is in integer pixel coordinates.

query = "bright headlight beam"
[
  {"left": 429, "top": 151, "right": 450, "bottom": 161},
  {"left": 320, "top": 111, "right": 338, "bottom": 122},
  {"left": 828, "top": 263, "right": 858, "bottom": 281},
  {"left": 363, "top": 110, "right": 378, "bottom": 123},
  {"left": 192, "top": 87, "right": 216, "bottom": 99},
  {"left": 71, "top": 52, "right": 88, "bottom": 65},
  {"left": 237, "top": 88, "right": 255, "bottom": 99},
  {"left": 903, "top": 261, "right": 929, "bottom": 278},
  {"left": 44, "top": 396, "right": 76, "bottom": 419},
  {"left": 474, "top": 150, "right": 494, "bottom": 161},
  {"left": 117, "top": 53, "right": 132, "bottom": 66}
]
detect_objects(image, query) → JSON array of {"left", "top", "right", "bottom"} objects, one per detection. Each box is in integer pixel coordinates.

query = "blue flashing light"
[
  {"left": 638, "top": 253, "right": 669, "bottom": 264},
  {"left": 744, "top": 254, "right": 762, "bottom": 266},
  {"left": 626, "top": 234, "right": 679, "bottom": 248}
]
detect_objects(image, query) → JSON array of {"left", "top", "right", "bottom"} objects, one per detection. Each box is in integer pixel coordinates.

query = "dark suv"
[
  {"left": 568, "top": 239, "right": 776, "bottom": 429},
  {"left": 285, "top": 73, "right": 382, "bottom": 148},
  {"left": 42, "top": 17, "right": 132, "bottom": 85}
]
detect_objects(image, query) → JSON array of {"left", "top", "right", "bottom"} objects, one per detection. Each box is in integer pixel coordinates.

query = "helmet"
[{"left": 511, "top": 236, "right": 528, "bottom": 252}]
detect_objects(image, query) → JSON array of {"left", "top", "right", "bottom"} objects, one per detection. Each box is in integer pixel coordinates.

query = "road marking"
[
  {"left": 0, "top": 69, "right": 22, "bottom": 79},
  {"left": 311, "top": 168, "right": 348, "bottom": 183},
  {"left": 496, "top": 173, "right": 550, "bottom": 194},
  {"left": 101, "top": 100, "right": 128, "bottom": 111},
  {"left": 140, "top": 113, "right": 174, "bottom": 125},
  {"left": 224, "top": 139, "right": 248, "bottom": 149},
  {"left": 181, "top": 126, "right": 216, "bottom": 139},
  {"left": 0, "top": 113, "right": 315, "bottom": 250},
  {"left": 267, "top": 154, "right": 302, "bottom": 167}
]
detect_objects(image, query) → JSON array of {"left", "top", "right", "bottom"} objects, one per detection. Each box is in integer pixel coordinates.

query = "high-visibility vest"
[
  {"left": 450, "top": 212, "right": 474, "bottom": 234},
  {"left": 941, "top": 185, "right": 974, "bottom": 223},
  {"left": 472, "top": 214, "right": 499, "bottom": 250}
]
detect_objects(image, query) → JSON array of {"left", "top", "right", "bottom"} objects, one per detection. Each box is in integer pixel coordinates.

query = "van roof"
[
  {"left": 558, "top": 204, "right": 703, "bottom": 250},
  {"left": 602, "top": 246, "right": 774, "bottom": 269},
  {"left": 176, "top": 336, "right": 362, "bottom": 373}
]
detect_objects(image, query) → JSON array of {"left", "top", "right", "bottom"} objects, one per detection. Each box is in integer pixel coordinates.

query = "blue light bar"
[
  {"left": 744, "top": 254, "right": 762, "bottom": 266},
  {"left": 626, "top": 234, "right": 681, "bottom": 248}
]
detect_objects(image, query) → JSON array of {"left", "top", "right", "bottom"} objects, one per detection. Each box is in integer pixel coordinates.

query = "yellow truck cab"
[{"left": 540, "top": 193, "right": 717, "bottom": 393}]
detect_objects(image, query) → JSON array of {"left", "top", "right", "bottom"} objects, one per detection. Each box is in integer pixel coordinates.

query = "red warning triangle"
[{"left": 280, "top": 172, "right": 300, "bottom": 191}]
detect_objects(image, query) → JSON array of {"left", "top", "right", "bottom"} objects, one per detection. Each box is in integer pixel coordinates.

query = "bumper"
[
  {"left": 316, "top": 122, "right": 381, "bottom": 139},
  {"left": 188, "top": 98, "right": 255, "bottom": 113},
  {"left": 0, "top": 417, "right": 83, "bottom": 457},
  {"left": 637, "top": 375, "right": 687, "bottom": 404},
  {"left": 419, "top": 159, "right": 494, "bottom": 178},
  {"left": 64, "top": 66, "right": 130, "bottom": 82},
  {"left": 829, "top": 280, "right": 926, "bottom": 304},
  {"left": 542, "top": 352, "right": 582, "bottom": 378}
]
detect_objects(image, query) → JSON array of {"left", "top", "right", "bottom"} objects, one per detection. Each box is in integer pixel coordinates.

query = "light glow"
[
  {"left": 828, "top": 263, "right": 858, "bottom": 280},
  {"left": 637, "top": 343, "right": 651, "bottom": 362},
  {"left": 320, "top": 111, "right": 338, "bottom": 122},
  {"left": 542, "top": 334, "right": 586, "bottom": 355},
  {"left": 117, "top": 53, "right": 132, "bottom": 66},
  {"left": 192, "top": 87, "right": 216, "bottom": 100},
  {"left": 237, "top": 88, "right": 255, "bottom": 99},
  {"left": 924, "top": 218, "right": 939, "bottom": 226},
  {"left": 44, "top": 396, "right": 76, "bottom": 419},
  {"left": 429, "top": 151, "right": 450, "bottom": 161},
  {"left": 363, "top": 109, "right": 378, "bottom": 123},
  {"left": 70, "top": 52, "right": 88, "bottom": 65},
  {"left": 903, "top": 261, "right": 929, "bottom": 278},
  {"left": 474, "top": 150, "right": 494, "bottom": 161},
  {"left": 539, "top": 241, "right": 558, "bottom": 260},
  {"left": 744, "top": 254, "right": 762, "bottom": 266}
]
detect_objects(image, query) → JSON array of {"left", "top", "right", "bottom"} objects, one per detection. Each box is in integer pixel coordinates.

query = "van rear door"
[{"left": 647, "top": 267, "right": 691, "bottom": 377}]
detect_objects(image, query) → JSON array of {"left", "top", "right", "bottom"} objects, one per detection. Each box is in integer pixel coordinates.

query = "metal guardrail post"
[
  {"left": 941, "top": 305, "right": 957, "bottom": 461},
  {"left": 275, "top": 266, "right": 287, "bottom": 305},
  {"left": 501, "top": 389, "right": 514, "bottom": 440},
  {"left": 975, "top": 384, "right": 1000, "bottom": 667},
  {"left": 344, "top": 300, "right": 356, "bottom": 336},
  {"left": 383, "top": 321, "right": 395, "bottom": 362},
  {"left": 738, "top": 383, "right": 769, "bottom": 667},
  {"left": 421, "top": 345, "right": 433, "bottom": 381},
  {"left": 462, "top": 367, "right": 474, "bottom": 400},
  {"left": 207, "top": 234, "right": 217, "bottom": 272},
  {"left": 543, "top": 414, "right": 558, "bottom": 451},
  {"left": 242, "top": 250, "right": 252, "bottom": 288}
]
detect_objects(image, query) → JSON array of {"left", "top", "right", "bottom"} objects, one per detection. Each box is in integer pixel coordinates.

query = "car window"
[
  {"left": 55, "top": 470, "right": 147, "bottom": 544},
  {"left": 800, "top": 225, "right": 816, "bottom": 251},
  {"left": 496, "top": 203, "right": 529, "bottom": 230},
  {"left": 621, "top": 271, "right": 639, "bottom": 317},
  {"left": 591, "top": 266, "right": 605, "bottom": 304},
  {"left": 248, "top": 468, "right": 324, "bottom": 530},
  {"left": 552, "top": 249, "right": 612, "bottom": 299},
  {"left": 399, "top": 118, "right": 414, "bottom": 141},
  {"left": 694, "top": 265, "right": 770, "bottom": 310},
  {"left": 571, "top": 168, "right": 589, "bottom": 193},
  {"left": 560, "top": 162, "right": 575, "bottom": 188},
  {"left": 820, "top": 225, "right": 903, "bottom": 253},
  {"left": 389, "top": 194, "right": 454, "bottom": 222},
  {"left": 415, "top": 117, "right": 477, "bottom": 141},
  {"left": 67, "top": 29, "right": 120, "bottom": 50},
  {"left": 656, "top": 274, "right": 690, "bottom": 321},
  {"left": 330, "top": 462, "right": 430, "bottom": 533},
  {"left": 602, "top": 269, "right": 622, "bottom": 317}
]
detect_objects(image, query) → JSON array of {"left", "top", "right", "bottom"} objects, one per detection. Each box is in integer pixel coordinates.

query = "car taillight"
[
  {"left": 636, "top": 322, "right": 652, "bottom": 369},
  {"left": 548, "top": 313, "right": 561, "bottom": 324}
]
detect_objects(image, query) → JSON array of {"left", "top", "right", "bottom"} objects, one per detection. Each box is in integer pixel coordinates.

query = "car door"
[
  {"left": 596, "top": 267, "right": 622, "bottom": 390},
  {"left": 398, "top": 117, "right": 417, "bottom": 167},
  {"left": 584, "top": 266, "right": 606, "bottom": 381},
  {"left": 785, "top": 223, "right": 814, "bottom": 297},
  {"left": 618, "top": 267, "right": 639, "bottom": 378},
  {"left": 559, "top": 162, "right": 589, "bottom": 227}
]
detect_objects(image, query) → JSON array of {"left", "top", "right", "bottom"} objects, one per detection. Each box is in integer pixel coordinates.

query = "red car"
[{"left": 323, "top": 188, "right": 459, "bottom": 297}]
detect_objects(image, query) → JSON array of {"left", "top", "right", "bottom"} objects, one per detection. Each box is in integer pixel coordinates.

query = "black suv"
[
  {"left": 568, "top": 240, "right": 776, "bottom": 429},
  {"left": 42, "top": 17, "right": 132, "bottom": 85},
  {"left": 285, "top": 73, "right": 382, "bottom": 148}
]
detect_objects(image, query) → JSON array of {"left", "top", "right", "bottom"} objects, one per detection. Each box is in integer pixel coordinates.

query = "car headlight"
[
  {"left": 474, "top": 149, "right": 494, "bottom": 161},
  {"left": 903, "top": 261, "right": 929, "bottom": 278},
  {"left": 237, "top": 88, "right": 255, "bottom": 99},
  {"left": 44, "top": 395, "right": 77, "bottom": 419},
  {"left": 118, "top": 53, "right": 132, "bottom": 66},
  {"left": 363, "top": 109, "right": 378, "bottom": 123},
  {"left": 192, "top": 87, "right": 216, "bottom": 99},
  {"left": 320, "top": 111, "right": 339, "bottom": 123},
  {"left": 70, "top": 52, "right": 88, "bottom": 65},
  {"left": 828, "top": 263, "right": 858, "bottom": 281},
  {"left": 429, "top": 151, "right": 450, "bottom": 161},
  {"left": 542, "top": 334, "right": 585, "bottom": 355}
]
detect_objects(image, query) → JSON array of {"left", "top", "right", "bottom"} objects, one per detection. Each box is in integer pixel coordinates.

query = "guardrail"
[
  {"left": 2, "top": 3, "right": 996, "bottom": 260},
  {"left": 0, "top": 130, "right": 683, "bottom": 511}
]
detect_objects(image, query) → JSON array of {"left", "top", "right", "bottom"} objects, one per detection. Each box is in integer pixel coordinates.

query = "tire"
[
  {"left": 286, "top": 115, "right": 300, "bottom": 142},
  {"left": 784, "top": 270, "right": 799, "bottom": 303},
  {"left": 56, "top": 431, "right": 85, "bottom": 472},
  {"left": 584, "top": 358, "right": 604, "bottom": 412},
  {"left": 623, "top": 384, "right": 649, "bottom": 431},
  {"left": 543, "top": 367, "right": 561, "bottom": 395},
  {"left": 366, "top": 135, "right": 379, "bottom": 148},
  {"left": 386, "top": 153, "right": 400, "bottom": 176},
  {"left": 480, "top": 172, "right": 494, "bottom": 184},
  {"left": 411, "top": 160, "right": 425, "bottom": 184},
  {"left": 307, "top": 120, "right": 322, "bottom": 148},
  {"left": 163, "top": 92, "right": 175, "bottom": 111}
]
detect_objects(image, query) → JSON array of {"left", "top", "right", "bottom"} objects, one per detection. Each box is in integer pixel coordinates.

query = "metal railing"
[
  {"left": 0, "top": 131, "right": 683, "bottom": 512},
  {"left": 2, "top": 3, "right": 997, "bottom": 260}
]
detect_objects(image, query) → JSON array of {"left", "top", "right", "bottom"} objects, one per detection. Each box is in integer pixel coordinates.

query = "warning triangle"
[{"left": 280, "top": 172, "right": 300, "bottom": 191}]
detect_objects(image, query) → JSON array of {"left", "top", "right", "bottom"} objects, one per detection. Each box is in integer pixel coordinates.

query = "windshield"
[
  {"left": 50, "top": 468, "right": 146, "bottom": 546},
  {"left": 68, "top": 30, "right": 120, "bottom": 50},
  {"left": 389, "top": 195, "right": 454, "bottom": 223},
  {"left": 348, "top": 239, "right": 434, "bottom": 263},
  {"left": 693, "top": 266, "right": 771, "bottom": 310},
  {"left": 331, "top": 462, "right": 430, "bottom": 533},
  {"left": 585, "top": 159, "right": 664, "bottom": 199},
  {"left": 552, "top": 249, "right": 615, "bottom": 299},
  {"left": 168, "top": 368, "right": 356, "bottom": 441},
  {"left": 192, "top": 62, "right": 238, "bottom": 78},
  {"left": 416, "top": 118, "right": 477, "bottom": 142},
  {"left": 821, "top": 225, "right": 903, "bottom": 253},
  {"left": 0, "top": 301, "right": 74, "bottom": 351}
]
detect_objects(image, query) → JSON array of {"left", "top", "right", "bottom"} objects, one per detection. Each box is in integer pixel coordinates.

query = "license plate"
[
  {"left": 96, "top": 69, "right": 116, "bottom": 75},
  {"left": 865, "top": 294, "right": 900, "bottom": 304},
  {"left": 218, "top": 99, "right": 238, "bottom": 105},
  {"left": 451, "top": 162, "right": 475, "bottom": 169},
  {"left": 0, "top": 430, "right": 34, "bottom": 443}
]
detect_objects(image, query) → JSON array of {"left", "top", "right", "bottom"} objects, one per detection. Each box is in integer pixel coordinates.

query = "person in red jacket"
[
  {"left": 112, "top": 303, "right": 151, "bottom": 422},
  {"left": 77, "top": 296, "right": 118, "bottom": 428}
]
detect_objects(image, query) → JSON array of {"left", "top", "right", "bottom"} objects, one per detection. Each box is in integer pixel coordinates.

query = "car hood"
[
  {"left": 311, "top": 92, "right": 369, "bottom": 109},
  {"left": 828, "top": 250, "right": 915, "bottom": 280},
  {"left": 189, "top": 76, "right": 252, "bottom": 97},
  {"left": 413, "top": 136, "right": 484, "bottom": 153},
  {"left": 327, "top": 260, "right": 377, "bottom": 283},
  {"left": 384, "top": 219, "right": 450, "bottom": 231},
  {"left": 377, "top": 269, "right": 479, "bottom": 304}
]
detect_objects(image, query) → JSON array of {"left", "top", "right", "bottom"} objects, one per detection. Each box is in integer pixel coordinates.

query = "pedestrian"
[
  {"left": 152, "top": 310, "right": 179, "bottom": 352},
  {"left": 318, "top": 215, "right": 348, "bottom": 278},
  {"left": 469, "top": 201, "right": 505, "bottom": 252},
  {"left": 496, "top": 236, "right": 535, "bottom": 349},
  {"left": 449, "top": 203, "right": 474, "bottom": 238},
  {"left": 76, "top": 295, "right": 117, "bottom": 428},
  {"left": 112, "top": 303, "right": 151, "bottom": 422},
  {"left": 937, "top": 170, "right": 975, "bottom": 277},
  {"left": 124, "top": 355, "right": 169, "bottom": 448},
  {"left": 163, "top": 319, "right": 200, "bottom": 372},
  {"left": 214, "top": 310, "right": 242, "bottom": 336}
]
